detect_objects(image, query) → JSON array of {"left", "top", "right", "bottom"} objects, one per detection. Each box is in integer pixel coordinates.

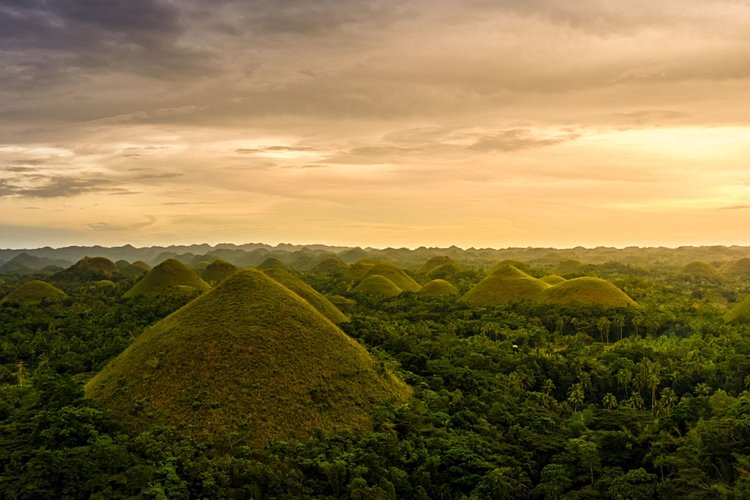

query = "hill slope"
[
  {"left": 54, "top": 256, "right": 119, "bottom": 282},
  {"left": 537, "top": 277, "right": 637, "bottom": 308},
  {"left": 680, "top": 261, "right": 724, "bottom": 282},
  {"left": 85, "top": 269, "right": 410, "bottom": 447},
  {"left": 201, "top": 260, "right": 238, "bottom": 286},
  {"left": 1, "top": 280, "right": 67, "bottom": 305},
  {"left": 260, "top": 267, "right": 349, "bottom": 323},
  {"left": 353, "top": 275, "right": 403, "bottom": 299},
  {"left": 123, "top": 259, "right": 211, "bottom": 298},
  {"left": 419, "top": 279, "right": 459, "bottom": 297},
  {"left": 362, "top": 264, "right": 421, "bottom": 292},
  {"left": 724, "top": 296, "right": 750, "bottom": 324}
]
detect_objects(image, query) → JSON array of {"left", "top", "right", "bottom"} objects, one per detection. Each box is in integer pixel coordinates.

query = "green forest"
[{"left": 2, "top": 245, "right": 750, "bottom": 499}]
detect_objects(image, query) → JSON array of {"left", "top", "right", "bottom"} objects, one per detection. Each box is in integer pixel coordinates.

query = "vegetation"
[
  {"left": 4, "top": 245, "right": 750, "bottom": 497},
  {"left": 122, "top": 259, "right": 211, "bottom": 299}
]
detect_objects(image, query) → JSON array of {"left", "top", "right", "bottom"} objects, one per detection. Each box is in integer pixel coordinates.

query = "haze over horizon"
[{"left": 2, "top": 0, "right": 750, "bottom": 250}]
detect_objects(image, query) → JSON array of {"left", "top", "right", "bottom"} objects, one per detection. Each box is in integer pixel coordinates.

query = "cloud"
[
  {"left": 88, "top": 216, "right": 156, "bottom": 232},
  {"left": 469, "top": 129, "right": 579, "bottom": 153},
  {"left": 0, "top": 174, "right": 133, "bottom": 198}
]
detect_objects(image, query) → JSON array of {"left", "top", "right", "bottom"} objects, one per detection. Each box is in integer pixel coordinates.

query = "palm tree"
[
  {"left": 543, "top": 378, "right": 556, "bottom": 397},
  {"left": 567, "top": 383, "right": 585, "bottom": 410},
  {"left": 602, "top": 393, "right": 618, "bottom": 410}
]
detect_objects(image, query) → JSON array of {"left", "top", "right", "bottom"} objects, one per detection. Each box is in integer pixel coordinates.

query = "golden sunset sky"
[{"left": 2, "top": 0, "right": 750, "bottom": 248}]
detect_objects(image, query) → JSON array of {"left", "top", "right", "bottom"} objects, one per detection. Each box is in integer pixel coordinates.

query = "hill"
[
  {"left": 541, "top": 275, "right": 566, "bottom": 285},
  {"left": 679, "top": 261, "right": 725, "bottom": 282},
  {"left": 348, "top": 259, "right": 378, "bottom": 282},
  {"left": 723, "top": 258, "right": 750, "bottom": 280},
  {"left": 122, "top": 259, "right": 211, "bottom": 299},
  {"left": 421, "top": 256, "right": 460, "bottom": 274},
  {"left": 260, "top": 267, "right": 349, "bottom": 324},
  {"left": 85, "top": 269, "right": 410, "bottom": 447},
  {"left": 353, "top": 275, "right": 403, "bottom": 299},
  {"left": 1, "top": 280, "right": 67, "bottom": 305},
  {"left": 257, "top": 257, "right": 289, "bottom": 271},
  {"left": 536, "top": 277, "right": 637, "bottom": 308},
  {"left": 201, "top": 260, "right": 238, "bottom": 286},
  {"left": 419, "top": 279, "right": 459, "bottom": 297},
  {"left": 0, "top": 252, "right": 70, "bottom": 274},
  {"left": 725, "top": 297, "right": 750, "bottom": 323},
  {"left": 54, "top": 256, "right": 119, "bottom": 282},
  {"left": 361, "top": 264, "right": 421, "bottom": 292},
  {"left": 461, "top": 265, "right": 549, "bottom": 306},
  {"left": 310, "top": 256, "right": 349, "bottom": 276}
]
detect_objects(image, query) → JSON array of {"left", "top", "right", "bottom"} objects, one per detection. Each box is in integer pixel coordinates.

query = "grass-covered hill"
[
  {"left": 54, "top": 256, "right": 119, "bottom": 282},
  {"left": 201, "top": 260, "right": 238, "bottom": 286},
  {"left": 724, "top": 296, "right": 750, "bottom": 323},
  {"left": 348, "top": 259, "right": 378, "bottom": 282},
  {"left": 257, "top": 257, "right": 289, "bottom": 272},
  {"left": 421, "top": 255, "right": 460, "bottom": 275},
  {"left": 122, "top": 259, "right": 211, "bottom": 299},
  {"left": 85, "top": 269, "right": 411, "bottom": 447},
  {"left": 537, "top": 277, "right": 637, "bottom": 308},
  {"left": 541, "top": 275, "right": 567, "bottom": 285},
  {"left": 555, "top": 259, "right": 587, "bottom": 276},
  {"left": 723, "top": 258, "right": 750, "bottom": 280},
  {"left": 419, "top": 279, "right": 459, "bottom": 297},
  {"left": 260, "top": 266, "right": 349, "bottom": 324},
  {"left": 361, "top": 263, "right": 421, "bottom": 292},
  {"left": 1, "top": 280, "right": 67, "bottom": 305},
  {"left": 461, "top": 264, "right": 550, "bottom": 306},
  {"left": 353, "top": 275, "right": 403, "bottom": 299},
  {"left": 680, "top": 261, "right": 725, "bottom": 282},
  {"left": 0, "top": 252, "right": 70, "bottom": 275},
  {"left": 310, "top": 256, "right": 349, "bottom": 276}
]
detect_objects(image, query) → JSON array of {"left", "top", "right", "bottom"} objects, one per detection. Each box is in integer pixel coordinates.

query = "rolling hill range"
[
  {"left": 122, "top": 259, "right": 211, "bottom": 299},
  {"left": 85, "top": 269, "right": 411, "bottom": 447}
]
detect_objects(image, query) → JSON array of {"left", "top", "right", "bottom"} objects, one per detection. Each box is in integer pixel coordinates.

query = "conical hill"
[
  {"left": 201, "top": 259, "right": 238, "bottom": 286},
  {"left": 257, "top": 257, "right": 289, "bottom": 271},
  {"left": 537, "top": 277, "right": 637, "bottom": 308},
  {"left": 353, "top": 275, "right": 403, "bottom": 299},
  {"left": 680, "top": 262, "right": 724, "bottom": 282},
  {"left": 461, "top": 265, "right": 549, "bottom": 306},
  {"left": 55, "top": 256, "right": 119, "bottom": 282},
  {"left": 1, "top": 280, "right": 67, "bottom": 305},
  {"left": 362, "top": 263, "right": 421, "bottom": 292},
  {"left": 310, "top": 256, "right": 349, "bottom": 276},
  {"left": 260, "top": 266, "right": 349, "bottom": 324},
  {"left": 723, "top": 258, "right": 750, "bottom": 280},
  {"left": 421, "top": 256, "right": 459, "bottom": 274},
  {"left": 85, "top": 270, "right": 411, "bottom": 447},
  {"left": 541, "top": 275, "right": 566, "bottom": 285},
  {"left": 725, "top": 296, "right": 750, "bottom": 324},
  {"left": 419, "top": 279, "right": 459, "bottom": 297},
  {"left": 123, "top": 259, "right": 211, "bottom": 299}
]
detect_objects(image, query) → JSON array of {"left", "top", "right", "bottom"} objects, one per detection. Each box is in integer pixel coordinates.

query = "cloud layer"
[{"left": 2, "top": 0, "right": 750, "bottom": 248}]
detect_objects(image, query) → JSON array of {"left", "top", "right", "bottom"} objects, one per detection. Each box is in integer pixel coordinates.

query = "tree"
[{"left": 602, "top": 393, "right": 618, "bottom": 410}]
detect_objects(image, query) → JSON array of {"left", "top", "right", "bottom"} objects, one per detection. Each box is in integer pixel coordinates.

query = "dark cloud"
[
  {"left": 469, "top": 129, "right": 578, "bottom": 153},
  {"left": 0, "top": 174, "right": 133, "bottom": 198}
]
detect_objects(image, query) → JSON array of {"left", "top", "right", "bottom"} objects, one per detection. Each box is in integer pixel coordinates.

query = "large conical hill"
[
  {"left": 353, "top": 275, "right": 403, "bottom": 299},
  {"left": 260, "top": 266, "right": 349, "bottom": 323},
  {"left": 725, "top": 296, "right": 750, "bottom": 324},
  {"left": 361, "top": 263, "right": 421, "bottom": 292},
  {"left": 1, "top": 280, "right": 67, "bottom": 305},
  {"left": 54, "top": 256, "right": 119, "bottom": 282},
  {"left": 85, "top": 269, "right": 410, "bottom": 447},
  {"left": 537, "top": 277, "right": 637, "bottom": 308},
  {"left": 461, "top": 265, "right": 549, "bottom": 306},
  {"left": 419, "top": 279, "right": 459, "bottom": 297},
  {"left": 122, "top": 259, "right": 211, "bottom": 299}
]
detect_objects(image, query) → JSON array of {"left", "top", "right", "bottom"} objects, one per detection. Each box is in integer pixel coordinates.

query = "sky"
[{"left": 2, "top": 0, "right": 750, "bottom": 249}]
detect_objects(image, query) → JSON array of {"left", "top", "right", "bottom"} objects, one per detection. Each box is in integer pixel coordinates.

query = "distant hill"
[
  {"left": 541, "top": 275, "right": 566, "bottom": 285},
  {"left": 536, "top": 277, "right": 637, "bottom": 308},
  {"left": 310, "top": 256, "right": 349, "bottom": 276},
  {"left": 724, "top": 296, "right": 750, "bottom": 324},
  {"left": 201, "top": 260, "right": 238, "bottom": 286},
  {"left": 339, "top": 247, "right": 371, "bottom": 263},
  {"left": 421, "top": 256, "right": 459, "bottom": 274},
  {"left": 723, "top": 258, "right": 750, "bottom": 280},
  {"left": 1, "top": 280, "right": 67, "bottom": 305},
  {"left": 0, "top": 252, "right": 71, "bottom": 274},
  {"left": 122, "top": 259, "right": 211, "bottom": 299},
  {"left": 419, "top": 279, "right": 459, "bottom": 297},
  {"left": 353, "top": 275, "right": 403, "bottom": 299},
  {"left": 54, "top": 256, "right": 119, "bottom": 282},
  {"left": 85, "top": 269, "right": 410, "bottom": 447},
  {"left": 679, "top": 261, "right": 725, "bottom": 282},
  {"left": 260, "top": 266, "right": 349, "bottom": 324},
  {"left": 461, "top": 265, "right": 549, "bottom": 306},
  {"left": 348, "top": 260, "right": 378, "bottom": 282},
  {"left": 361, "top": 263, "right": 421, "bottom": 292}
]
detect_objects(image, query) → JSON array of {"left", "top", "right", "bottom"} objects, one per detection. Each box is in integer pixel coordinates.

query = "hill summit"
[
  {"left": 461, "top": 264, "right": 549, "bottom": 306},
  {"left": 122, "top": 259, "right": 211, "bottom": 299},
  {"left": 55, "top": 256, "right": 119, "bottom": 282},
  {"left": 537, "top": 277, "right": 637, "bottom": 308},
  {"left": 85, "top": 269, "right": 410, "bottom": 447}
]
